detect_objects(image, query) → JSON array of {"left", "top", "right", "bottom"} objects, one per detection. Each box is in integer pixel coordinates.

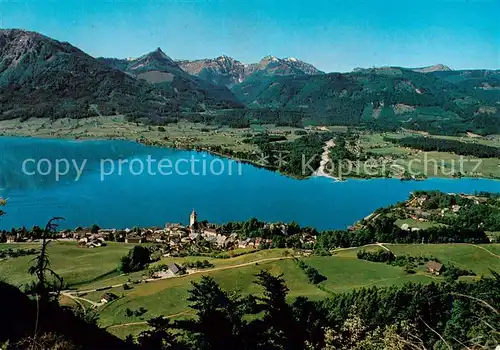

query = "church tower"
[{"left": 189, "top": 209, "right": 197, "bottom": 228}]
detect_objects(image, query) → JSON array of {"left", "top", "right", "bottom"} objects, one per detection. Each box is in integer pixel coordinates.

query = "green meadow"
[
  {"left": 1, "top": 241, "right": 498, "bottom": 338},
  {"left": 0, "top": 242, "right": 135, "bottom": 287}
]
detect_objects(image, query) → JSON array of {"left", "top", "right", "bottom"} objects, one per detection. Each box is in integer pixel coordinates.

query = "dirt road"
[{"left": 313, "top": 139, "right": 338, "bottom": 180}]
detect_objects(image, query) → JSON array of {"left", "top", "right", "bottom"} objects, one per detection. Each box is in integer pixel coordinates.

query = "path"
[
  {"left": 313, "top": 139, "right": 338, "bottom": 180},
  {"left": 67, "top": 256, "right": 294, "bottom": 296},
  {"left": 62, "top": 293, "right": 87, "bottom": 312},
  {"left": 468, "top": 244, "right": 500, "bottom": 258},
  {"left": 106, "top": 311, "right": 191, "bottom": 329},
  {"left": 376, "top": 243, "right": 392, "bottom": 252},
  {"left": 62, "top": 292, "right": 104, "bottom": 307}
]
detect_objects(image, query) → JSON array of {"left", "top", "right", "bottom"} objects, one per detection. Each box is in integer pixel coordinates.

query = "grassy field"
[
  {"left": 0, "top": 241, "right": 135, "bottom": 288},
  {"left": 94, "top": 243, "right": 500, "bottom": 332},
  {"left": 353, "top": 131, "right": 500, "bottom": 179},
  {"left": 96, "top": 258, "right": 324, "bottom": 328},
  {"left": 1, "top": 241, "right": 498, "bottom": 339},
  {"left": 395, "top": 218, "right": 446, "bottom": 229},
  {"left": 0, "top": 117, "right": 313, "bottom": 154}
]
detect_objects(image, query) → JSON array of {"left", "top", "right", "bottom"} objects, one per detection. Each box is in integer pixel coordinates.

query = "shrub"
[{"left": 357, "top": 249, "right": 395, "bottom": 263}]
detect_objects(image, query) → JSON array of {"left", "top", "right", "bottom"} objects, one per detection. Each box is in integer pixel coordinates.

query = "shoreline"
[
  {"left": 1, "top": 120, "right": 499, "bottom": 181},
  {"left": 1, "top": 133, "right": 499, "bottom": 181}
]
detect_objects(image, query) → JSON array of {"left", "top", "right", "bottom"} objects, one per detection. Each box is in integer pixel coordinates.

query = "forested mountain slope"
[
  {"left": 232, "top": 67, "right": 500, "bottom": 135},
  {"left": 98, "top": 48, "right": 242, "bottom": 111},
  {"left": 0, "top": 30, "right": 240, "bottom": 122}
]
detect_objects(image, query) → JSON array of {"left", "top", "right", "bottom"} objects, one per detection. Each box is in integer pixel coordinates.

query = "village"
[{"left": 1, "top": 209, "right": 317, "bottom": 253}]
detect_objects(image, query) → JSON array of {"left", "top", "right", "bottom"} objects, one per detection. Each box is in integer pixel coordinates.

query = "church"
[{"left": 189, "top": 209, "right": 197, "bottom": 228}]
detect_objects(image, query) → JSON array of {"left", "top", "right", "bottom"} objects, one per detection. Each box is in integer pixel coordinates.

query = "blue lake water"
[{"left": 0, "top": 137, "right": 499, "bottom": 231}]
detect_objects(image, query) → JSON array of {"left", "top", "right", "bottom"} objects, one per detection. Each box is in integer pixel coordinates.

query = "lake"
[{"left": 0, "top": 137, "right": 499, "bottom": 231}]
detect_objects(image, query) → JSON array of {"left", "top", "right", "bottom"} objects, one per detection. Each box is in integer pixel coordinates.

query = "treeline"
[
  {"left": 443, "top": 264, "right": 476, "bottom": 281},
  {"left": 125, "top": 270, "right": 500, "bottom": 349},
  {"left": 356, "top": 248, "right": 395, "bottom": 263},
  {"left": 440, "top": 201, "right": 500, "bottom": 232},
  {"left": 316, "top": 216, "right": 489, "bottom": 252},
  {"left": 413, "top": 191, "right": 500, "bottom": 232},
  {"left": 219, "top": 218, "right": 318, "bottom": 250},
  {"left": 220, "top": 218, "right": 316, "bottom": 239},
  {"left": 386, "top": 136, "right": 500, "bottom": 158},
  {"left": 0, "top": 226, "right": 53, "bottom": 242},
  {"left": 413, "top": 190, "right": 473, "bottom": 209},
  {"left": 0, "top": 248, "right": 37, "bottom": 259},
  {"left": 296, "top": 260, "right": 327, "bottom": 284},
  {"left": 356, "top": 250, "right": 475, "bottom": 280},
  {"left": 182, "top": 260, "right": 214, "bottom": 269}
]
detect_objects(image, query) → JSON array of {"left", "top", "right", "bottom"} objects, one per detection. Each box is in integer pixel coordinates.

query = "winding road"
[{"left": 62, "top": 256, "right": 294, "bottom": 307}]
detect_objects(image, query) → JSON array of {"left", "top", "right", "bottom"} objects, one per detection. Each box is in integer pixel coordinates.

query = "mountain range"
[
  {"left": 0, "top": 29, "right": 498, "bottom": 135},
  {"left": 177, "top": 55, "right": 324, "bottom": 88}
]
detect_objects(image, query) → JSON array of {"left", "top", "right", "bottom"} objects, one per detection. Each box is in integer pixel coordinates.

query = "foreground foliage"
[{"left": 127, "top": 270, "right": 500, "bottom": 349}]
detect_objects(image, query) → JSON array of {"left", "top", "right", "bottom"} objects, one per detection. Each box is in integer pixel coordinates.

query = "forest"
[
  {"left": 386, "top": 136, "right": 500, "bottom": 158},
  {"left": 315, "top": 216, "right": 490, "bottom": 252},
  {"left": 412, "top": 191, "right": 500, "bottom": 232}
]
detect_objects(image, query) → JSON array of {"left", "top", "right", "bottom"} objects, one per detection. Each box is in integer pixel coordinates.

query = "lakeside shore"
[{"left": 1, "top": 116, "right": 499, "bottom": 180}]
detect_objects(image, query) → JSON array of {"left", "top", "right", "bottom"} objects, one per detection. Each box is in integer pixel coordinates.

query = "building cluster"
[
  {"left": 151, "top": 210, "right": 274, "bottom": 251},
  {"left": 405, "top": 193, "right": 486, "bottom": 223},
  {"left": 2, "top": 210, "right": 315, "bottom": 252}
]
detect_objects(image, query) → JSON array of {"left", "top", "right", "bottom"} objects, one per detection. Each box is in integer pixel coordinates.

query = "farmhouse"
[
  {"left": 100, "top": 292, "right": 118, "bottom": 304},
  {"left": 426, "top": 261, "right": 443, "bottom": 275},
  {"left": 168, "top": 263, "right": 183, "bottom": 275}
]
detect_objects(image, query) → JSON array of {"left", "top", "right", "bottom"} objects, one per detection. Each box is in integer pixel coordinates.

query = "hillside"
[
  {"left": 232, "top": 66, "right": 500, "bottom": 135},
  {"left": 429, "top": 68, "right": 500, "bottom": 103},
  {"left": 0, "top": 29, "right": 165, "bottom": 121},
  {"left": 0, "top": 30, "right": 240, "bottom": 123},
  {"left": 1, "top": 29, "right": 498, "bottom": 136},
  {"left": 0, "top": 280, "right": 127, "bottom": 348},
  {"left": 98, "top": 48, "right": 242, "bottom": 111}
]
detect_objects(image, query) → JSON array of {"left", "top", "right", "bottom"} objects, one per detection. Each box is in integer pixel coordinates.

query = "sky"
[{"left": 0, "top": 0, "right": 498, "bottom": 72}]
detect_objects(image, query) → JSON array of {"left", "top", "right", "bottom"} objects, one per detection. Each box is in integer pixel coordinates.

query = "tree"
[
  {"left": 180, "top": 276, "right": 246, "bottom": 349},
  {"left": 27, "top": 217, "right": 65, "bottom": 304},
  {"left": 0, "top": 197, "right": 6, "bottom": 217},
  {"left": 90, "top": 224, "right": 100, "bottom": 234},
  {"left": 72, "top": 307, "right": 99, "bottom": 326},
  {"left": 119, "top": 245, "right": 151, "bottom": 273},
  {"left": 0, "top": 198, "right": 5, "bottom": 243},
  {"left": 24, "top": 217, "right": 65, "bottom": 347},
  {"left": 253, "top": 270, "right": 306, "bottom": 349},
  {"left": 137, "top": 316, "right": 177, "bottom": 349}
]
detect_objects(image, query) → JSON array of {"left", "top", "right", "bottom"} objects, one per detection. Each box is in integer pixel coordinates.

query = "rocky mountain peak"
[
  {"left": 412, "top": 64, "right": 452, "bottom": 73},
  {"left": 0, "top": 29, "right": 84, "bottom": 69}
]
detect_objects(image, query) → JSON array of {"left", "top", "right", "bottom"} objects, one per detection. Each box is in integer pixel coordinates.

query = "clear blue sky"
[{"left": 1, "top": 0, "right": 498, "bottom": 72}]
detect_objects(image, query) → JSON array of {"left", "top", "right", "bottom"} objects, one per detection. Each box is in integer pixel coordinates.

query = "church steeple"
[{"left": 189, "top": 209, "right": 197, "bottom": 227}]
